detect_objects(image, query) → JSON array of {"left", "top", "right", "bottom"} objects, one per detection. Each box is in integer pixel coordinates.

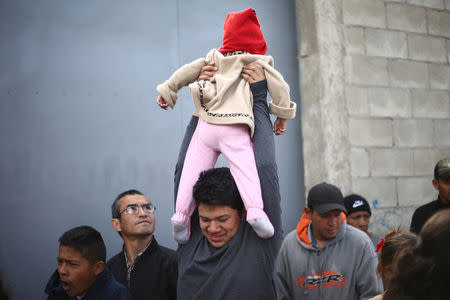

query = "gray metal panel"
[{"left": 0, "top": 1, "right": 304, "bottom": 298}]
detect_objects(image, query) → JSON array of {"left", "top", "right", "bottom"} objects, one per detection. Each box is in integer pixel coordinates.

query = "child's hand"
[
  {"left": 156, "top": 95, "right": 169, "bottom": 110},
  {"left": 273, "top": 117, "right": 287, "bottom": 135}
]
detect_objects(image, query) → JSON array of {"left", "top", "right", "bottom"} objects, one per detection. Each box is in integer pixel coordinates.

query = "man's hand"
[
  {"left": 156, "top": 95, "right": 169, "bottom": 110},
  {"left": 273, "top": 117, "right": 287, "bottom": 135},
  {"left": 198, "top": 62, "right": 217, "bottom": 81},
  {"left": 241, "top": 62, "right": 265, "bottom": 83}
]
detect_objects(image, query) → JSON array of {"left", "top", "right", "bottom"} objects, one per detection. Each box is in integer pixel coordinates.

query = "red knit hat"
[{"left": 218, "top": 8, "right": 267, "bottom": 55}]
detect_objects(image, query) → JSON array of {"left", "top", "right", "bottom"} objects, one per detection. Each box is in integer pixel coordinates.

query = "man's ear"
[
  {"left": 304, "top": 207, "right": 312, "bottom": 220},
  {"left": 432, "top": 178, "right": 439, "bottom": 191},
  {"left": 240, "top": 208, "right": 247, "bottom": 221},
  {"left": 111, "top": 218, "right": 122, "bottom": 233},
  {"left": 93, "top": 261, "right": 104, "bottom": 276}
]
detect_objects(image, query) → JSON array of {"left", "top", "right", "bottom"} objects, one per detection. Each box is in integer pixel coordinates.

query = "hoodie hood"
[
  {"left": 218, "top": 8, "right": 267, "bottom": 55},
  {"left": 296, "top": 212, "right": 347, "bottom": 247}
]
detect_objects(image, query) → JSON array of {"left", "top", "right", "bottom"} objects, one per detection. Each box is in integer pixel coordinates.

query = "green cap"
[{"left": 434, "top": 159, "right": 450, "bottom": 180}]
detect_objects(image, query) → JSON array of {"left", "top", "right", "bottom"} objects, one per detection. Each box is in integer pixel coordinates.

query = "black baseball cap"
[
  {"left": 434, "top": 159, "right": 450, "bottom": 180},
  {"left": 307, "top": 182, "right": 346, "bottom": 214}
]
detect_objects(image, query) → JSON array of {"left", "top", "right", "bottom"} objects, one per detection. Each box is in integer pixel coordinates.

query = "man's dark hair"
[
  {"left": 59, "top": 226, "right": 106, "bottom": 265},
  {"left": 111, "top": 189, "right": 144, "bottom": 219},
  {"left": 193, "top": 167, "right": 244, "bottom": 214}
]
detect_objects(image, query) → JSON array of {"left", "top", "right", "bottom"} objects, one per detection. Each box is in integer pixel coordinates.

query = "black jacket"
[
  {"left": 410, "top": 197, "right": 450, "bottom": 233},
  {"left": 45, "top": 267, "right": 131, "bottom": 300},
  {"left": 107, "top": 237, "right": 177, "bottom": 300}
]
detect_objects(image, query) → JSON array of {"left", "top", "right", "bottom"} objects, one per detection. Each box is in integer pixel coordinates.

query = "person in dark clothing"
[
  {"left": 107, "top": 190, "right": 177, "bottom": 300},
  {"left": 410, "top": 158, "right": 450, "bottom": 234},
  {"left": 344, "top": 193, "right": 381, "bottom": 247},
  {"left": 174, "top": 63, "right": 283, "bottom": 300},
  {"left": 45, "top": 225, "right": 131, "bottom": 300}
]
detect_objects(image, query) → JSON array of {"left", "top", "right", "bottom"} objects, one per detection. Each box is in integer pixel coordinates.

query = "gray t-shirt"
[{"left": 177, "top": 212, "right": 279, "bottom": 300}]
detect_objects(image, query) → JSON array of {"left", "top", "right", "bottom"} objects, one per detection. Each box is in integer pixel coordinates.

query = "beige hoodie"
[{"left": 157, "top": 48, "right": 296, "bottom": 137}]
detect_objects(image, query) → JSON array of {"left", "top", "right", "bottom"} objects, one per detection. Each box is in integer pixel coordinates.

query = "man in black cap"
[
  {"left": 410, "top": 158, "right": 450, "bottom": 234},
  {"left": 344, "top": 194, "right": 381, "bottom": 247},
  {"left": 274, "top": 182, "right": 381, "bottom": 299}
]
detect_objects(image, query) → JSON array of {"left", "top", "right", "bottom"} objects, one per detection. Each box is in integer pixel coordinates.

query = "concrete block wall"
[
  {"left": 297, "top": 0, "right": 450, "bottom": 237},
  {"left": 343, "top": 0, "right": 450, "bottom": 235}
]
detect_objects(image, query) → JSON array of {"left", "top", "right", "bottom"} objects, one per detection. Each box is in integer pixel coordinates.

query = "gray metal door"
[{"left": 0, "top": 1, "right": 304, "bottom": 298}]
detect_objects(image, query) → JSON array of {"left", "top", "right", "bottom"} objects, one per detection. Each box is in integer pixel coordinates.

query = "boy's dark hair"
[
  {"left": 111, "top": 189, "right": 144, "bottom": 220},
  {"left": 193, "top": 167, "right": 244, "bottom": 214},
  {"left": 59, "top": 226, "right": 106, "bottom": 265}
]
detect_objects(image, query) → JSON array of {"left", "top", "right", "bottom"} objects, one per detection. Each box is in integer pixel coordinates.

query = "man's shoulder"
[
  {"left": 108, "top": 278, "right": 130, "bottom": 298},
  {"left": 414, "top": 199, "right": 440, "bottom": 214},
  {"left": 342, "top": 224, "right": 373, "bottom": 248},
  {"left": 92, "top": 268, "right": 131, "bottom": 299},
  {"left": 279, "top": 230, "right": 301, "bottom": 251},
  {"left": 155, "top": 244, "right": 178, "bottom": 261},
  {"left": 284, "top": 229, "right": 299, "bottom": 241},
  {"left": 106, "top": 251, "right": 124, "bottom": 269},
  {"left": 344, "top": 223, "right": 368, "bottom": 238},
  {"left": 146, "top": 239, "right": 177, "bottom": 266}
]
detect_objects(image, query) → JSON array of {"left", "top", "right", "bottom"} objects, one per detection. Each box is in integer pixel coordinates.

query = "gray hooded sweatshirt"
[{"left": 275, "top": 214, "right": 382, "bottom": 300}]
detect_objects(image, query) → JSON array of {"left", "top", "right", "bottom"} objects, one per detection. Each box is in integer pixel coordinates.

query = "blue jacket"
[{"left": 45, "top": 266, "right": 131, "bottom": 300}]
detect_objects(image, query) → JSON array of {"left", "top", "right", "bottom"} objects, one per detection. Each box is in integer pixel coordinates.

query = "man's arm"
[{"left": 244, "top": 64, "right": 283, "bottom": 245}]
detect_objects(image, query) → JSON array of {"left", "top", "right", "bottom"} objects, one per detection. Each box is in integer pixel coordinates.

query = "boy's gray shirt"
[
  {"left": 275, "top": 218, "right": 382, "bottom": 300},
  {"left": 177, "top": 213, "right": 279, "bottom": 300}
]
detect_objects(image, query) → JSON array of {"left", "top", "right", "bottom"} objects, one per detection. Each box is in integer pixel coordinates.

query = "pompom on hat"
[{"left": 218, "top": 8, "right": 268, "bottom": 55}]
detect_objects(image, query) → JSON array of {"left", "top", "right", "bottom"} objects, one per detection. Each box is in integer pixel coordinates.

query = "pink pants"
[{"left": 173, "top": 118, "right": 267, "bottom": 225}]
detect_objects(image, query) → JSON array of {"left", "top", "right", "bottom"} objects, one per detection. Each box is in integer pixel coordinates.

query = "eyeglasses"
[{"left": 120, "top": 204, "right": 156, "bottom": 215}]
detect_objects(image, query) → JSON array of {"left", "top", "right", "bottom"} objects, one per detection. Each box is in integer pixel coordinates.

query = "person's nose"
[
  {"left": 137, "top": 205, "right": 147, "bottom": 217},
  {"left": 58, "top": 263, "right": 68, "bottom": 277},
  {"left": 208, "top": 221, "right": 221, "bottom": 233},
  {"left": 329, "top": 216, "right": 339, "bottom": 225}
]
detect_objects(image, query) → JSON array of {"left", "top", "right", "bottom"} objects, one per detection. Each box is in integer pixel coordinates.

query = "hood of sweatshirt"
[{"left": 296, "top": 212, "right": 347, "bottom": 247}]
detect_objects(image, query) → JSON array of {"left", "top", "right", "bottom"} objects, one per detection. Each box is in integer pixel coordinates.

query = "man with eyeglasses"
[{"left": 107, "top": 189, "right": 177, "bottom": 300}]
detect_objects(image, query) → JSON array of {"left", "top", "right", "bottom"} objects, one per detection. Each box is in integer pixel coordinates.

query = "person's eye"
[
  {"left": 127, "top": 205, "right": 138, "bottom": 214},
  {"left": 142, "top": 204, "right": 151, "bottom": 211}
]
